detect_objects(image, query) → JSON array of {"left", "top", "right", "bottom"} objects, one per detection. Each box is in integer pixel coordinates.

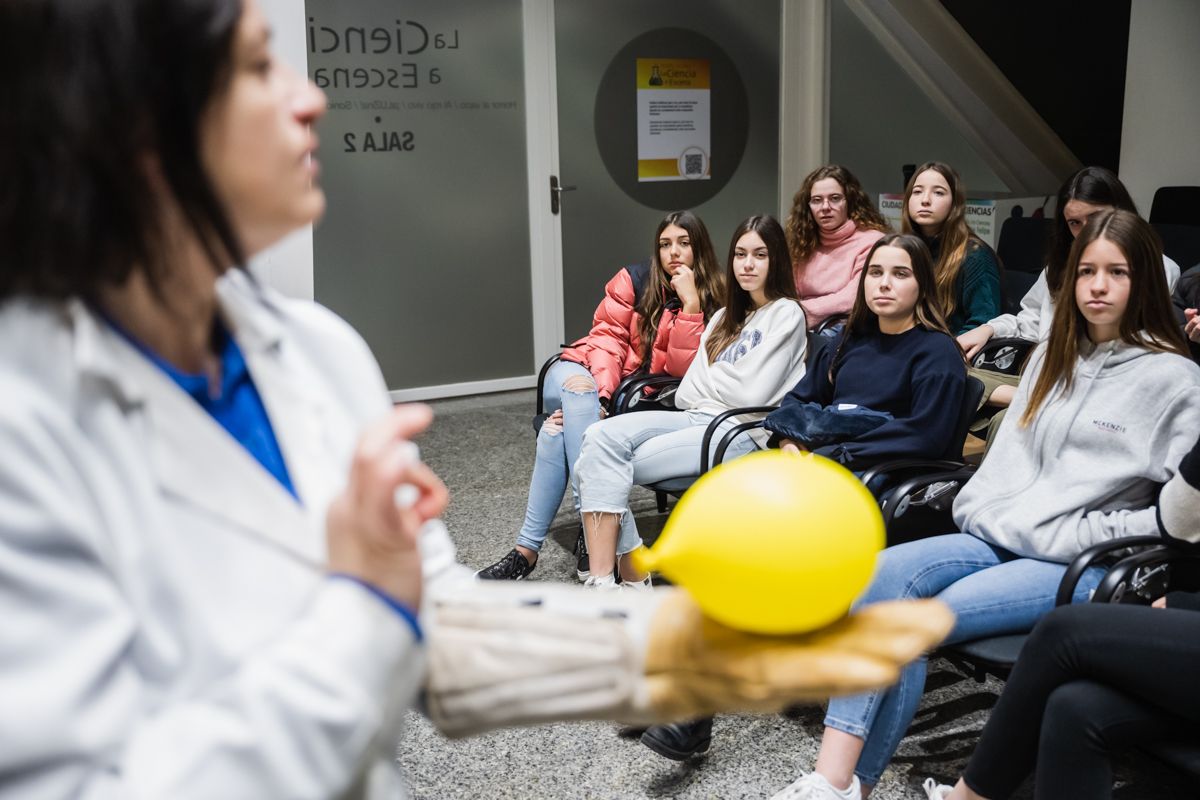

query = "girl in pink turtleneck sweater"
[{"left": 785, "top": 165, "right": 891, "bottom": 330}]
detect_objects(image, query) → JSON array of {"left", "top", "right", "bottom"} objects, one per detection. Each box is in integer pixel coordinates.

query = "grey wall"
[
  {"left": 554, "top": 0, "right": 781, "bottom": 340},
  {"left": 828, "top": 0, "right": 1008, "bottom": 202},
  {"left": 305, "top": 0, "right": 532, "bottom": 391},
  {"left": 1120, "top": 0, "right": 1200, "bottom": 215}
]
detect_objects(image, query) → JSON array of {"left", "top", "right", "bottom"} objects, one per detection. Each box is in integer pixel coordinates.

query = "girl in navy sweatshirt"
[{"left": 771, "top": 232, "right": 967, "bottom": 470}]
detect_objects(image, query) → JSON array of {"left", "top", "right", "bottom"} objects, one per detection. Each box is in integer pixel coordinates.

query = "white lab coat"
[{"left": 0, "top": 272, "right": 441, "bottom": 799}]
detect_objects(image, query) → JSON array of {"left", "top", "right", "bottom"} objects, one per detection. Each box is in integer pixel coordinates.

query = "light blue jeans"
[
  {"left": 516, "top": 359, "right": 638, "bottom": 552},
  {"left": 573, "top": 409, "right": 760, "bottom": 555},
  {"left": 823, "top": 533, "right": 1107, "bottom": 786}
]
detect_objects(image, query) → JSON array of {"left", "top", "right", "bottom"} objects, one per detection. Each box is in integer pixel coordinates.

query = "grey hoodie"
[{"left": 953, "top": 338, "right": 1200, "bottom": 562}]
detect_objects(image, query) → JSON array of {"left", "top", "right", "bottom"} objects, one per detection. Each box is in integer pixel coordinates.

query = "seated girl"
[
  {"left": 774, "top": 209, "right": 1200, "bottom": 800},
  {"left": 571, "top": 215, "right": 808, "bottom": 589},
  {"left": 902, "top": 161, "right": 1002, "bottom": 336},
  {"left": 770, "top": 233, "right": 966, "bottom": 472},
  {"left": 477, "top": 211, "right": 723, "bottom": 581},
  {"left": 924, "top": 429, "right": 1200, "bottom": 800},
  {"left": 785, "top": 164, "right": 890, "bottom": 333},
  {"left": 637, "top": 233, "right": 965, "bottom": 762},
  {"left": 958, "top": 166, "right": 1182, "bottom": 437}
]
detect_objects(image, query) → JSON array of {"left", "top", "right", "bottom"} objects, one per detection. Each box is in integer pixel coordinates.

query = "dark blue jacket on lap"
[{"left": 777, "top": 325, "right": 966, "bottom": 468}]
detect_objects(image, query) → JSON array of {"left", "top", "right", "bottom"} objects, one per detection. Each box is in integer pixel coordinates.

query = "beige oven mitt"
[{"left": 423, "top": 582, "right": 952, "bottom": 738}]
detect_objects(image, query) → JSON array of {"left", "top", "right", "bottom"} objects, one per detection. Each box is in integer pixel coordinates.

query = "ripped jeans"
[
  {"left": 573, "top": 409, "right": 759, "bottom": 556},
  {"left": 515, "top": 359, "right": 639, "bottom": 552}
]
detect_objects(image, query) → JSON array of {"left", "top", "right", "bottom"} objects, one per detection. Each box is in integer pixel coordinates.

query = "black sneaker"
[
  {"left": 640, "top": 717, "right": 714, "bottom": 760},
  {"left": 476, "top": 548, "right": 535, "bottom": 581},
  {"left": 575, "top": 527, "right": 589, "bottom": 582}
]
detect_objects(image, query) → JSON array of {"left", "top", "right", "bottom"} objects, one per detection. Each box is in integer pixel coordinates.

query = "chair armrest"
[
  {"left": 613, "top": 373, "right": 682, "bottom": 414},
  {"left": 700, "top": 406, "right": 776, "bottom": 474},
  {"left": 1091, "top": 544, "right": 1200, "bottom": 604},
  {"left": 859, "top": 459, "right": 972, "bottom": 490},
  {"left": 813, "top": 313, "right": 848, "bottom": 336},
  {"left": 611, "top": 370, "right": 650, "bottom": 414},
  {"left": 712, "top": 420, "right": 769, "bottom": 469},
  {"left": 971, "top": 337, "right": 1035, "bottom": 375},
  {"left": 1054, "top": 535, "right": 1167, "bottom": 607},
  {"left": 880, "top": 466, "right": 977, "bottom": 531}
]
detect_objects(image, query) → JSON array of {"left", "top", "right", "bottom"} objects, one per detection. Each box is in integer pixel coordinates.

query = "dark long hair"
[
  {"left": 704, "top": 215, "right": 799, "bottom": 363},
  {"left": 0, "top": 0, "right": 245, "bottom": 302},
  {"left": 1021, "top": 210, "right": 1188, "bottom": 426},
  {"left": 637, "top": 211, "right": 723, "bottom": 366},
  {"left": 900, "top": 161, "right": 993, "bottom": 320},
  {"left": 1046, "top": 166, "right": 1138, "bottom": 294},
  {"left": 785, "top": 164, "right": 889, "bottom": 264},
  {"left": 833, "top": 233, "right": 961, "bottom": 380}
]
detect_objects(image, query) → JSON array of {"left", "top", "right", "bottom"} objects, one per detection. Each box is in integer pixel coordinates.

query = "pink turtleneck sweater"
[{"left": 792, "top": 219, "right": 886, "bottom": 329}]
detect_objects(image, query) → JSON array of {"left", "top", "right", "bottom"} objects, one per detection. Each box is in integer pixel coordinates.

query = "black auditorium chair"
[
  {"left": 1154, "top": 223, "right": 1200, "bottom": 278},
  {"left": 971, "top": 336, "right": 1034, "bottom": 377},
  {"left": 935, "top": 527, "right": 1200, "bottom": 787},
  {"left": 995, "top": 216, "right": 1052, "bottom": 316},
  {"left": 531, "top": 349, "right": 678, "bottom": 435},
  {"left": 1149, "top": 186, "right": 1200, "bottom": 227}
]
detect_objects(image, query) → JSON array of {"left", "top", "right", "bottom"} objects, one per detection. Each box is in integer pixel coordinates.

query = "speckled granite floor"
[{"left": 395, "top": 390, "right": 1190, "bottom": 799}]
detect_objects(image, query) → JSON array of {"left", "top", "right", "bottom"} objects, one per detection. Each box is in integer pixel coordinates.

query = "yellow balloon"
[{"left": 632, "top": 450, "right": 884, "bottom": 635}]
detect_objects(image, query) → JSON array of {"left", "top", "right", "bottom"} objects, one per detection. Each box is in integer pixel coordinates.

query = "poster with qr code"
[{"left": 636, "top": 58, "right": 710, "bottom": 182}]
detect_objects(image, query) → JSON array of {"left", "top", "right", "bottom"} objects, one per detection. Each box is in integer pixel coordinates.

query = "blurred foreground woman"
[{"left": 0, "top": 1, "right": 952, "bottom": 797}]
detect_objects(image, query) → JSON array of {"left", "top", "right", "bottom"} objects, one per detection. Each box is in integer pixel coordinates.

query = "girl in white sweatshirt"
[
  {"left": 572, "top": 215, "right": 808, "bottom": 588},
  {"left": 774, "top": 209, "right": 1200, "bottom": 800}
]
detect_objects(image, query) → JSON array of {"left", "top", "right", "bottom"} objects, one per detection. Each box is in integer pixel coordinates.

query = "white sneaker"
[
  {"left": 620, "top": 575, "right": 653, "bottom": 591},
  {"left": 770, "top": 771, "right": 861, "bottom": 800},
  {"left": 922, "top": 778, "right": 953, "bottom": 799},
  {"left": 583, "top": 573, "right": 618, "bottom": 590}
]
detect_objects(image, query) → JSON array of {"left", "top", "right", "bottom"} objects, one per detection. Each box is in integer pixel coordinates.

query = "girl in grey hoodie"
[{"left": 773, "top": 210, "right": 1200, "bottom": 800}]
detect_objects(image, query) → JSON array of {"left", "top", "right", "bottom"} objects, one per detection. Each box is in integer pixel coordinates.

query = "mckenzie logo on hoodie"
[{"left": 1092, "top": 418, "right": 1127, "bottom": 434}]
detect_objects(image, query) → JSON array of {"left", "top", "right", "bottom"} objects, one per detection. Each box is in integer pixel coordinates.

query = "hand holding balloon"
[{"left": 635, "top": 450, "right": 953, "bottom": 718}]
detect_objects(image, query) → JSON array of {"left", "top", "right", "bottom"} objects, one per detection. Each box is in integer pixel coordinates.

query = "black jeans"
[{"left": 963, "top": 603, "right": 1200, "bottom": 800}]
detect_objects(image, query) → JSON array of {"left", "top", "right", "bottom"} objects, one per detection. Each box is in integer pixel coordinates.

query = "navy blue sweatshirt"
[{"left": 778, "top": 325, "right": 966, "bottom": 467}]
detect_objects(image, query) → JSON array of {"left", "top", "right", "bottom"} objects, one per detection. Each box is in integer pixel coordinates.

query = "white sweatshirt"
[{"left": 675, "top": 298, "right": 808, "bottom": 419}]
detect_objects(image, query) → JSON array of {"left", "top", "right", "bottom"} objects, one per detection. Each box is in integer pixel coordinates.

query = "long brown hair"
[
  {"left": 1020, "top": 209, "right": 1188, "bottom": 426},
  {"left": 833, "top": 233, "right": 962, "bottom": 379},
  {"left": 785, "top": 164, "right": 889, "bottom": 264},
  {"left": 636, "top": 211, "right": 723, "bottom": 366},
  {"left": 1046, "top": 166, "right": 1138, "bottom": 294},
  {"left": 704, "top": 215, "right": 799, "bottom": 363},
  {"left": 900, "top": 161, "right": 991, "bottom": 320}
]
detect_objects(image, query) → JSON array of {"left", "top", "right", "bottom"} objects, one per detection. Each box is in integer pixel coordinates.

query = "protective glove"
[
  {"left": 423, "top": 583, "right": 952, "bottom": 737},
  {"left": 642, "top": 589, "right": 953, "bottom": 719}
]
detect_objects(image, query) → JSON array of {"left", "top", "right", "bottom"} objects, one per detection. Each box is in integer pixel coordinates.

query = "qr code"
[{"left": 684, "top": 153, "right": 703, "bottom": 175}]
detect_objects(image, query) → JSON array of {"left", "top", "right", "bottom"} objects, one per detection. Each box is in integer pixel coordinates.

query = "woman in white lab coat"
[{"left": 0, "top": 1, "right": 951, "bottom": 798}]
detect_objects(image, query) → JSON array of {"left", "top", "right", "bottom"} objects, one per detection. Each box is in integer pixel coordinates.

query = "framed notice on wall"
[{"left": 636, "top": 58, "right": 711, "bottom": 182}]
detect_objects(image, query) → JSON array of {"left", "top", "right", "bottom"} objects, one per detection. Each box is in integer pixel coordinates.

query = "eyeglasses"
[{"left": 808, "top": 196, "right": 845, "bottom": 208}]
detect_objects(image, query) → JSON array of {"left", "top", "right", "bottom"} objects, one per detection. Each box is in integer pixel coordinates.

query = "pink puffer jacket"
[{"left": 559, "top": 264, "right": 706, "bottom": 402}]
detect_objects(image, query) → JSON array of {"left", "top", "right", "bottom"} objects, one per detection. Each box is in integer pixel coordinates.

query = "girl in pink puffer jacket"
[{"left": 476, "top": 210, "right": 724, "bottom": 582}]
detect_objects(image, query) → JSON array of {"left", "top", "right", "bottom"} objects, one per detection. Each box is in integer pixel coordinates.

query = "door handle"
[{"left": 549, "top": 175, "right": 576, "bottom": 215}]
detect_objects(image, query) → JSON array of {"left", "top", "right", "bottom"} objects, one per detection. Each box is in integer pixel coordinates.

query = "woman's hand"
[
  {"left": 542, "top": 409, "right": 564, "bottom": 435},
  {"left": 670, "top": 265, "right": 701, "bottom": 314},
  {"left": 956, "top": 324, "right": 994, "bottom": 360},
  {"left": 326, "top": 404, "right": 448, "bottom": 611},
  {"left": 643, "top": 592, "right": 955, "bottom": 719},
  {"left": 1153, "top": 596, "right": 1167, "bottom": 609},
  {"left": 1185, "top": 309, "right": 1200, "bottom": 343},
  {"left": 779, "top": 438, "right": 806, "bottom": 455}
]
